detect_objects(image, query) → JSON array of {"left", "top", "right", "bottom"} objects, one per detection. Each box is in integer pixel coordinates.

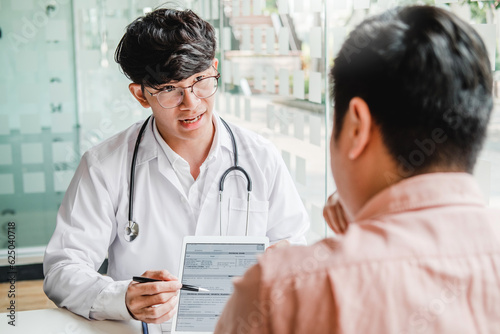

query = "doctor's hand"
[
  {"left": 323, "top": 192, "right": 351, "bottom": 235},
  {"left": 126, "top": 270, "right": 182, "bottom": 324}
]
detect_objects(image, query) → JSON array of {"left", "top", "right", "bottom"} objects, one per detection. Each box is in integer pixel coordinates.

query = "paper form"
[{"left": 173, "top": 243, "right": 265, "bottom": 332}]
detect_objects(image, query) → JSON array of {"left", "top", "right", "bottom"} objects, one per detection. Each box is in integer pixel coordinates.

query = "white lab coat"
[{"left": 43, "top": 114, "right": 309, "bottom": 319}]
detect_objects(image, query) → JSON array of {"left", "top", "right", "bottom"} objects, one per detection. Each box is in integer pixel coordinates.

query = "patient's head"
[{"left": 329, "top": 6, "right": 493, "bottom": 216}]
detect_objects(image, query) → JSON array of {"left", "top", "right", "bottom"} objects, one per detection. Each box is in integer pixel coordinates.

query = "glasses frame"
[{"left": 143, "top": 68, "right": 221, "bottom": 109}]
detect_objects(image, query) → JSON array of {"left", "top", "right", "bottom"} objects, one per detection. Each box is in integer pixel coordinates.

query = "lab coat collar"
[
  {"left": 133, "top": 116, "right": 157, "bottom": 166},
  {"left": 132, "top": 112, "right": 234, "bottom": 167},
  {"left": 157, "top": 116, "right": 221, "bottom": 170}
]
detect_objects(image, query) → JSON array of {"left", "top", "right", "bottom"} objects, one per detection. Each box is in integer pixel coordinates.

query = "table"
[{"left": 0, "top": 308, "right": 144, "bottom": 333}]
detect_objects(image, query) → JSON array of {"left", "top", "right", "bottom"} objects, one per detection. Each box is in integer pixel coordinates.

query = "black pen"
[{"left": 132, "top": 276, "right": 210, "bottom": 292}]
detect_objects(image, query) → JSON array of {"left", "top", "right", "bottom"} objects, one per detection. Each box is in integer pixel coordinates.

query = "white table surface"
[{"left": 0, "top": 308, "right": 144, "bottom": 333}]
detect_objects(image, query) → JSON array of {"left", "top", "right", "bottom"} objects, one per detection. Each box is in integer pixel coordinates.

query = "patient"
[{"left": 215, "top": 5, "right": 500, "bottom": 333}]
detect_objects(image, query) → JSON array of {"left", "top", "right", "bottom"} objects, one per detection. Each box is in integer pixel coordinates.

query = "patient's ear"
[
  {"left": 346, "top": 97, "right": 372, "bottom": 160},
  {"left": 129, "top": 83, "right": 151, "bottom": 108}
]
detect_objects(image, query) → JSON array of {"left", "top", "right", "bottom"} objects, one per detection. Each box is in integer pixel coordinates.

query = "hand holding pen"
[
  {"left": 133, "top": 276, "right": 209, "bottom": 292},
  {"left": 126, "top": 270, "right": 182, "bottom": 324}
]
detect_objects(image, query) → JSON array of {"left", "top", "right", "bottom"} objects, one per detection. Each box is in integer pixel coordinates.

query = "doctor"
[{"left": 43, "top": 8, "right": 309, "bottom": 324}]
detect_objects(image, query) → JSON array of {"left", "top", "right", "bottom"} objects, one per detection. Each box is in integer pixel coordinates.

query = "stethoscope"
[{"left": 125, "top": 115, "right": 252, "bottom": 242}]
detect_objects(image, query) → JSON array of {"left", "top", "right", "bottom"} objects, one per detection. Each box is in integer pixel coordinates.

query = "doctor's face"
[{"left": 134, "top": 60, "right": 219, "bottom": 148}]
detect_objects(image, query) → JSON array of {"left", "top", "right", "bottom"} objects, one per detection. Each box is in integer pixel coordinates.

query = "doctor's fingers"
[
  {"left": 141, "top": 269, "right": 178, "bottom": 281},
  {"left": 127, "top": 291, "right": 177, "bottom": 316},
  {"left": 143, "top": 303, "right": 179, "bottom": 324},
  {"left": 127, "top": 288, "right": 179, "bottom": 310},
  {"left": 135, "top": 295, "right": 179, "bottom": 324},
  {"left": 130, "top": 280, "right": 182, "bottom": 295}
]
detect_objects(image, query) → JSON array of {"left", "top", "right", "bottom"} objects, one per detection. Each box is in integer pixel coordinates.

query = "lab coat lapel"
[
  {"left": 157, "top": 152, "right": 185, "bottom": 195},
  {"left": 135, "top": 117, "right": 185, "bottom": 196},
  {"left": 133, "top": 117, "right": 157, "bottom": 165}
]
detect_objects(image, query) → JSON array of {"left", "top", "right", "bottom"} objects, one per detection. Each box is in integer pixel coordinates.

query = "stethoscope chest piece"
[{"left": 125, "top": 220, "right": 139, "bottom": 242}]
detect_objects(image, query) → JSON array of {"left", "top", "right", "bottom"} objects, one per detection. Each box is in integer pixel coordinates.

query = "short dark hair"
[
  {"left": 115, "top": 8, "right": 216, "bottom": 89},
  {"left": 331, "top": 6, "right": 493, "bottom": 174}
]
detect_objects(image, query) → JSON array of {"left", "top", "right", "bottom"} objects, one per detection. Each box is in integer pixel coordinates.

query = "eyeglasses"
[{"left": 144, "top": 70, "right": 221, "bottom": 109}]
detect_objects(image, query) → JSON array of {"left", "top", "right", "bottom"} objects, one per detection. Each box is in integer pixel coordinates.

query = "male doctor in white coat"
[{"left": 43, "top": 8, "right": 309, "bottom": 324}]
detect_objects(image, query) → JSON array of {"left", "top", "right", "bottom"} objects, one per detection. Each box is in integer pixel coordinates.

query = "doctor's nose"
[{"left": 179, "top": 88, "right": 201, "bottom": 110}]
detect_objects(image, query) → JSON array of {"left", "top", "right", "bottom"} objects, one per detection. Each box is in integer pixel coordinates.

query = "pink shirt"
[{"left": 215, "top": 173, "right": 500, "bottom": 333}]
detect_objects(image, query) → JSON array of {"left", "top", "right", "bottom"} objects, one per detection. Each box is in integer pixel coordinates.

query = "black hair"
[
  {"left": 115, "top": 8, "right": 216, "bottom": 89},
  {"left": 331, "top": 6, "right": 493, "bottom": 174}
]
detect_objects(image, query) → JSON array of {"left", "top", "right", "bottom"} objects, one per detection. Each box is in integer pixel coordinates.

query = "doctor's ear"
[{"left": 129, "top": 83, "right": 151, "bottom": 108}]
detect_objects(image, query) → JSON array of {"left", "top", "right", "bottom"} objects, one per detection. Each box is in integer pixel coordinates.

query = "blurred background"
[{"left": 0, "top": 0, "right": 499, "bottom": 274}]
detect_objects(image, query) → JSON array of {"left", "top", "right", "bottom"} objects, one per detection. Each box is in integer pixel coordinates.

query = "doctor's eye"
[{"left": 162, "top": 86, "right": 177, "bottom": 93}]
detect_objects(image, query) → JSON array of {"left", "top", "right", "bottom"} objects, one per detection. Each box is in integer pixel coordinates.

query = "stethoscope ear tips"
[{"left": 125, "top": 221, "right": 139, "bottom": 242}]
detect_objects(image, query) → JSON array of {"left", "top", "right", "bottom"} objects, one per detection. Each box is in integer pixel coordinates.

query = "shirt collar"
[
  {"left": 354, "top": 172, "right": 487, "bottom": 222},
  {"left": 152, "top": 112, "right": 232, "bottom": 170}
]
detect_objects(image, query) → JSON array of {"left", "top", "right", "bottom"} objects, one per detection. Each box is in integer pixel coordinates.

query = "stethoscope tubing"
[
  {"left": 128, "top": 115, "right": 152, "bottom": 225},
  {"left": 126, "top": 115, "right": 252, "bottom": 242}
]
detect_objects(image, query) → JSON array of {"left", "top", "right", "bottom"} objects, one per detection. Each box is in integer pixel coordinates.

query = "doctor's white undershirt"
[
  {"left": 89, "top": 117, "right": 221, "bottom": 320},
  {"left": 152, "top": 117, "right": 220, "bottom": 219}
]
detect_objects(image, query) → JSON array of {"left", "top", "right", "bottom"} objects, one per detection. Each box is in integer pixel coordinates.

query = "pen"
[{"left": 132, "top": 276, "right": 210, "bottom": 292}]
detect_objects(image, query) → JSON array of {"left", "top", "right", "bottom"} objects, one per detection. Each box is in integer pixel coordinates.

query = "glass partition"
[
  {"left": 0, "top": 0, "right": 79, "bottom": 252},
  {"left": 193, "top": 0, "right": 332, "bottom": 243},
  {"left": 1, "top": 0, "right": 499, "bottom": 261}
]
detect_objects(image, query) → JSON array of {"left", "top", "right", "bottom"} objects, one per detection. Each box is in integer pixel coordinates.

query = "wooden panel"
[{"left": 0, "top": 280, "right": 56, "bottom": 311}]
